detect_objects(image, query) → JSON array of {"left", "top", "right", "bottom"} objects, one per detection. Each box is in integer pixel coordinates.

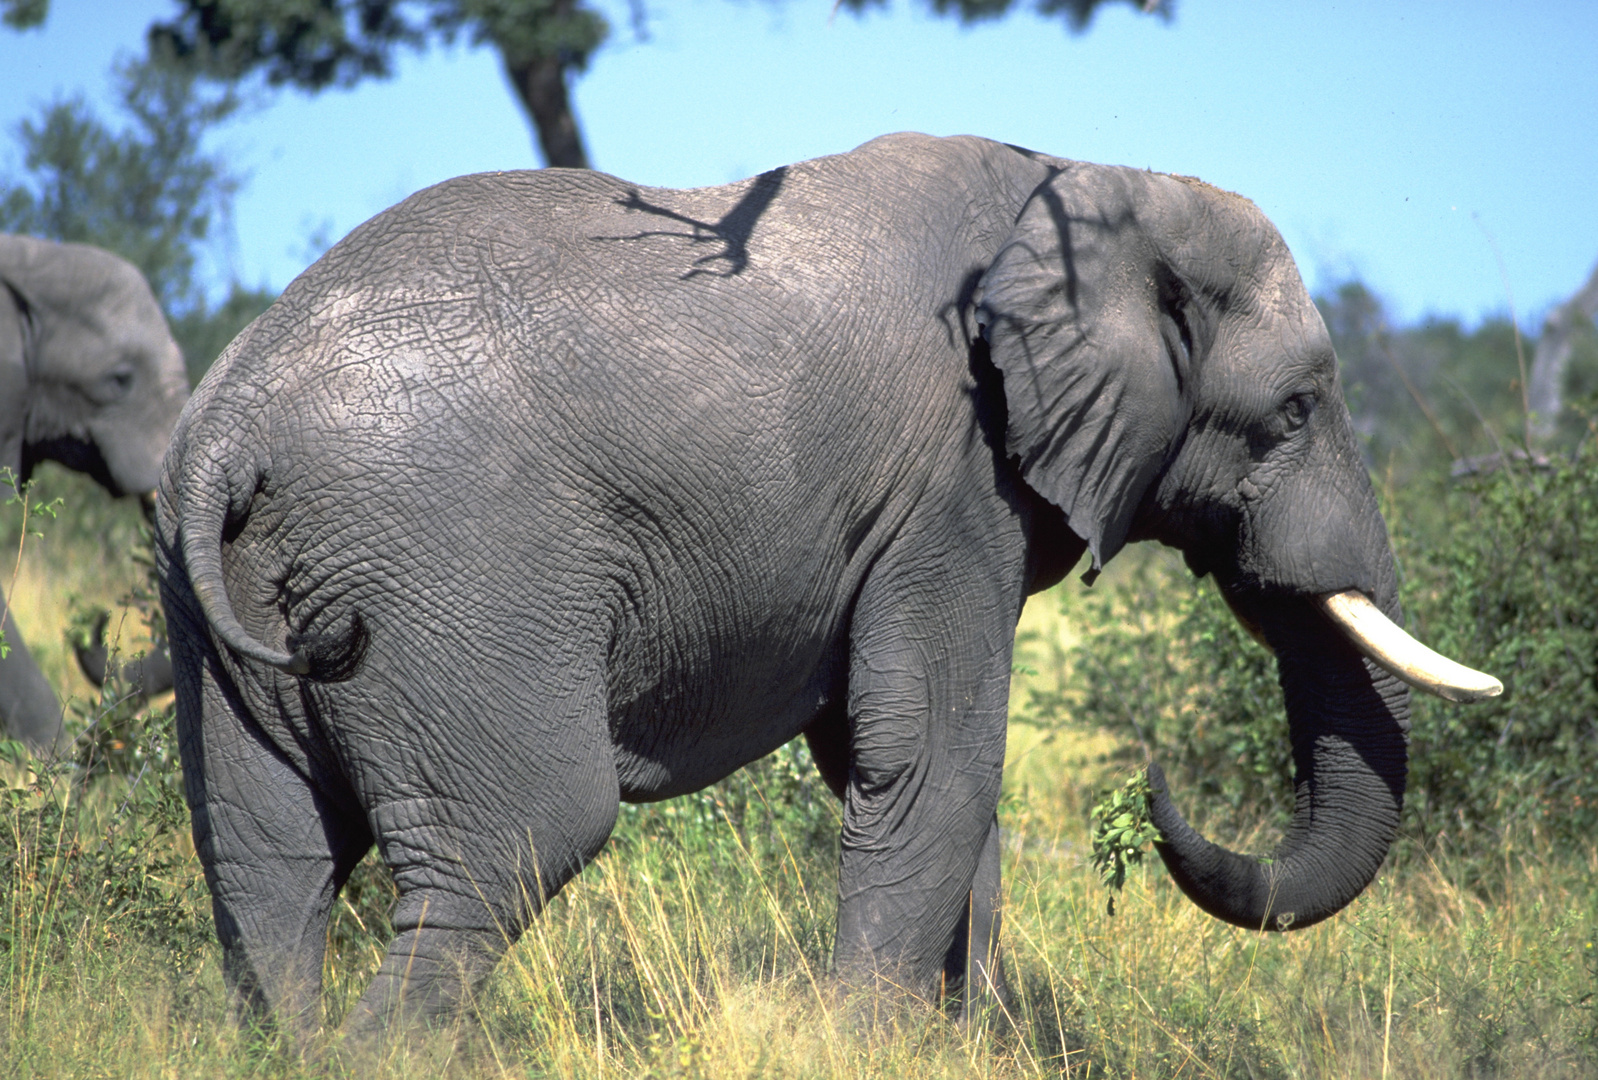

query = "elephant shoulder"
[{"left": 837, "top": 133, "right": 1063, "bottom": 220}]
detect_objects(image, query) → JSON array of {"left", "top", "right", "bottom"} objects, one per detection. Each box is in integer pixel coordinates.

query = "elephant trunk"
[{"left": 1147, "top": 597, "right": 1412, "bottom": 932}]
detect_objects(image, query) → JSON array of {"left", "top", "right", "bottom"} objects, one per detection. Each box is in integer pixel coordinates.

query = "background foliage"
[{"left": 0, "top": 48, "right": 274, "bottom": 386}]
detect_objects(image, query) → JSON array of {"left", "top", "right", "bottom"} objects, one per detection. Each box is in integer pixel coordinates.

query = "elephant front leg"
[
  {"left": 834, "top": 561, "right": 1017, "bottom": 1014},
  {"left": 0, "top": 601, "right": 65, "bottom": 751},
  {"left": 942, "top": 813, "right": 1009, "bottom": 1020}
]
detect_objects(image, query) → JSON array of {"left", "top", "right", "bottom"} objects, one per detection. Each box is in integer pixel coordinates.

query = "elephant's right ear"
[{"left": 976, "top": 166, "right": 1194, "bottom": 581}]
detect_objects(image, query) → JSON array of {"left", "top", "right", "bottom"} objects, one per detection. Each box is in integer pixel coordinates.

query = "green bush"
[
  {"left": 2, "top": 474, "right": 210, "bottom": 1003},
  {"left": 1399, "top": 437, "right": 1598, "bottom": 852},
  {"left": 1019, "top": 550, "right": 1291, "bottom": 838},
  {"left": 617, "top": 740, "right": 838, "bottom": 865},
  {"left": 1028, "top": 431, "right": 1598, "bottom": 863},
  {"left": 1, "top": 702, "right": 210, "bottom": 991}
]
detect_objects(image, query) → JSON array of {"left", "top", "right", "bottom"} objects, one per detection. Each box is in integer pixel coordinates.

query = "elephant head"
[
  {"left": 1, "top": 235, "right": 190, "bottom": 498},
  {"left": 977, "top": 163, "right": 1498, "bottom": 931},
  {"left": 1, "top": 235, "right": 189, "bottom": 750}
]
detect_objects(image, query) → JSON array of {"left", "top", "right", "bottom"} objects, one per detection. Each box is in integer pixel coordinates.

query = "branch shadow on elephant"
[{"left": 597, "top": 166, "right": 787, "bottom": 279}]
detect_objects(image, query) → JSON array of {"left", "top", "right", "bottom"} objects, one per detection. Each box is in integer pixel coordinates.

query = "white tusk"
[{"left": 1319, "top": 590, "right": 1503, "bottom": 704}]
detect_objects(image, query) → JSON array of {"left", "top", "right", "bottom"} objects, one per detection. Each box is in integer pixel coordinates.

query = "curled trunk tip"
[
  {"left": 1146, "top": 760, "right": 1318, "bottom": 931},
  {"left": 1144, "top": 641, "right": 1409, "bottom": 932}
]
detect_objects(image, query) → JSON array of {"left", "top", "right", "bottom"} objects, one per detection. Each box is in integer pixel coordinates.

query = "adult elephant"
[
  {"left": 1, "top": 236, "right": 190, "bottom": 750},
  {"left": 157, "top": 134, "right": 1498, "bottom": 1039}
]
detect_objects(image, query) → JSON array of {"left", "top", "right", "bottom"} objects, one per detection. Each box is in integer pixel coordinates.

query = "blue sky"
[{"left": 2, "top": 0, "right": 1594, "bottom": 327}]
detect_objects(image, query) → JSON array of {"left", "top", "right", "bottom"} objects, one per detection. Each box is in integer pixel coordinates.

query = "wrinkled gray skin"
[
  {"left": 1, "top": 236, "right": 190, "bottom": 750},
  {"left": 157, "top": 134, "right": 1410, "bottom": 1039}
]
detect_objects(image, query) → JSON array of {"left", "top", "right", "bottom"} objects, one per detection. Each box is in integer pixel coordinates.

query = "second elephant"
[{"left": 1, "top": 235, "right": 189, "bottom": 749}]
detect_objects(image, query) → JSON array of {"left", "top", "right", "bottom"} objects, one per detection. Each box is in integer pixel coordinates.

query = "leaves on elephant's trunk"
[{"left": 1090, "top": 767, "right": 1164, "bottom": 912}]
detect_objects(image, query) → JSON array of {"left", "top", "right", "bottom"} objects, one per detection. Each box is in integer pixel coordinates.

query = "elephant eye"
[
  {"left": 93, "top": 367, "right": 136, "bottom": 404},
  {"left": 1281, "top": 393, "right": 1316, "bottom": 431}
]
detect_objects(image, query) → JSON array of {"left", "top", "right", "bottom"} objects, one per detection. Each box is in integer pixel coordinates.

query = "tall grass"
[
  {"left": 1, "top": 465, "right": 153, "bottom": 702},
  {"left": 2, "top": 472, "right": 1596, "bottom": 1076},
  {"left": 4, "top": 705, "right": 1594, "bottom": 1076}
]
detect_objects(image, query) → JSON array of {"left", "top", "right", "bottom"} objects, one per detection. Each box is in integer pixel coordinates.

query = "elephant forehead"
[
  {"left": 1247, "top": 245, "right": 1320, "bottom": 321},
  {"left": 1212, "top": 262, "right": 1332, "bottom": 375},
  {"left": 1200, "top": 325, "right": 1335, "bottom": 420}
]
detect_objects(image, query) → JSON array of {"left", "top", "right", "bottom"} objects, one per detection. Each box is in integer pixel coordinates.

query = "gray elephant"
[
  {"left": 1, "top": 235, "right": 190, "bottom": 750},
  {"left": 156, "top": 133, "right": 1497, "bottom": 1039}
]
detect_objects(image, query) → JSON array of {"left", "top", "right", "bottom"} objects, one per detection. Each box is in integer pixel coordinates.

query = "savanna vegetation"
[
  {"left": 6, "top": 434, "right": 1598, "bottom": 1078},
  {"left": 4, "top": 33, "right": 1598, "bottom": 1080}
]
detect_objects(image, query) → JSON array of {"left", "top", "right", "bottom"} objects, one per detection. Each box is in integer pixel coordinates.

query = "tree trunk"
[
  {"left": 1527, "top": 261, "right": 1598, "bottom": 440},
  {"left": 504, "top": 53, "right": 590, "bottom": 170}
]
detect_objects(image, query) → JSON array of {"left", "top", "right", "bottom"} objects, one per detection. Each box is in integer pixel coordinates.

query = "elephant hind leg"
[
  {"left": 186, "top": 675, "right": 372, "bottom": 1039},
  {"left": 339, "top": 667, "right": 620, "bottom": 1041}
]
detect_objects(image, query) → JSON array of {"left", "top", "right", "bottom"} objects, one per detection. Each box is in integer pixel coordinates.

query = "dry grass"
[
  {"left": 3, "top": 465, "right": 154, "bottom": 705},
  {"left": 5, "top": 783, "right": 1594, "bottom": 1078},
  {"left": 3, "top": 485, "right": 1595, "bottom": 1078}
]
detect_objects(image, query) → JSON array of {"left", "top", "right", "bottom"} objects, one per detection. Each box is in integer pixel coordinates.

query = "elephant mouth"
[
  {"left": 1221, "top": 587, "right": 1500, "bottom": 704},
  {"left": 21, "top": 434, "right": 122, "bottom": 495},
  {"left": 1317, "top": 591, "right": 1501, "bottom": 704}
]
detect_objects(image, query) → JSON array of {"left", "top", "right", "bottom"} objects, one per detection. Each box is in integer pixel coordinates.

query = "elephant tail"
[{"left": 177, "top": 455, "right": 368, "bottom": 682}]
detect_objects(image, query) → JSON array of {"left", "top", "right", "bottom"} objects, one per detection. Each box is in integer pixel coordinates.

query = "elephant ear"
[{"left": 977, "top": 166, "right": 1195, "bottom": 581}]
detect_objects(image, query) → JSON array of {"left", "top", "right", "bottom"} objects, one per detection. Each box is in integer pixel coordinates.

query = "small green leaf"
[{"left": 1090, "top": 768, "right": 1164, "bottom": 910}]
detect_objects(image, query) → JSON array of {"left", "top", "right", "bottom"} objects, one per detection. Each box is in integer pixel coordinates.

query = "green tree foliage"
[
  {"left": 1318, "top": 281, "right": 1544, "bottom": 477},
  {"left": 140, "top": 0, "right": 1170, "bottom": 171},
  {"left": 147, "top": 0, "right": 609, "bottom": 169},
  {"left": 0, "top": 0, "right": 45, "bottom": 30},
  {"left": 0, "top": 56, "right": 238, "bottom": 318},
  {"left": 836, "top": 0, "right": 1171, "bottom": 32},
  {"left": 1317, "top": 280, "right": 1598, "bottom": 478},
  {"left": 0, "top": 53, "right": 274, "bottom": 382}
]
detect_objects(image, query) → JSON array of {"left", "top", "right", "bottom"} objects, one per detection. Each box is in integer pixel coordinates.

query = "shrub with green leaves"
[
  {"left": 1021, "top": 550, "right": 1292, "bottom": 839},
  {"left": 1090, "top": 768, "right": 1162, "bottom": 904},
  {"left": 1399, "top": 437, "right": 1598, "bottom": 851},
  {"left": 617, "top": 739, "right": 839, "bottom": 866},
  {"left": 1032, "top": 430, "right": 1598, "bottom": 865},
  {"left": 1, "top": 476, "right": 211, "bottom": 1003}
]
